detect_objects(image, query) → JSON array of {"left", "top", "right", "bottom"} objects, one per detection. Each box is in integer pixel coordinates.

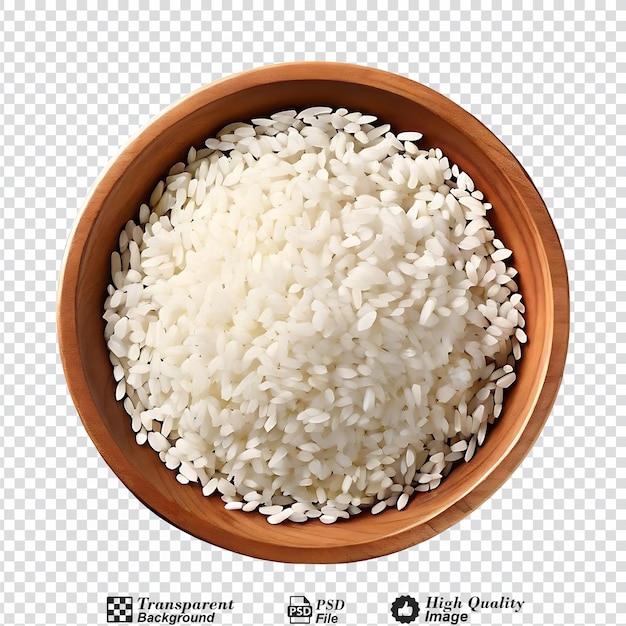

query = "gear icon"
[{"left": 391, "top": 595, "right": 420, "bottom": 623}]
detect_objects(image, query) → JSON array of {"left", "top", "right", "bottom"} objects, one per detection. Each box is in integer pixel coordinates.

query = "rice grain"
[{"left": 104, "top": 106, "right": 526, "bottom": 524}]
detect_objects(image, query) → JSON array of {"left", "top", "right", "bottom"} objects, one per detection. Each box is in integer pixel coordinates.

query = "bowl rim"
[{"left": 57, "top": 61, "right": 570, "bottom": 563}]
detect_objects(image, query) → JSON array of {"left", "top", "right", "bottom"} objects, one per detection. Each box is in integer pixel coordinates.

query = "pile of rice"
[{"left": 103, "top": 106, "right": 526, "bottom": 525}]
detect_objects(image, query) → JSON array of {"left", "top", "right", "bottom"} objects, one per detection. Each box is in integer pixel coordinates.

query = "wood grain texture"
[{"left": 57, "top": 62, "right": 569, "bottom": 563}]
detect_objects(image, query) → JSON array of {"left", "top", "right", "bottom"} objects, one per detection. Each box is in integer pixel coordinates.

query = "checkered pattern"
[
  {"left": 1, "top": 1, "right": 623, "bottom": 625},
  {"left": 107, "top": 597, "right": 133, "bottom": 623}
]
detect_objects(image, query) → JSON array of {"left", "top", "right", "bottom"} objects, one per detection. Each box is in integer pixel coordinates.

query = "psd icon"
[
  {"left": 287, "top": 595, "right": 313, "bottom": 624},
  {"left": 391, "top": 595, "right": 419, "bottom": 624},
  {"left": 107, "top": 596, "right": 133, "bottom": 623}
]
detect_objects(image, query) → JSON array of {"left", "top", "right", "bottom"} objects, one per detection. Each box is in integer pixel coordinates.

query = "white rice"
[{"left": 103, "top": 107, "right": 526, "bottom": 523}]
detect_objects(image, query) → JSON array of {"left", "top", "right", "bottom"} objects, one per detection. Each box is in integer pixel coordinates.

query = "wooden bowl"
[{"left": 57, "top": 62, "right": 569, "bottom": 563}]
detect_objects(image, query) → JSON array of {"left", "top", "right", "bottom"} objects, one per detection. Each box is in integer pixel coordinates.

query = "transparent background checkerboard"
[{"left": 1, "top": 1, "right": 623, "bottom": 624}]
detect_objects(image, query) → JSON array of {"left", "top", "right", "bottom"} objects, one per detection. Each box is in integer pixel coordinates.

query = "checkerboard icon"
[{"left": 107, "top": 597, "right": 133, "bottom": 623}]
